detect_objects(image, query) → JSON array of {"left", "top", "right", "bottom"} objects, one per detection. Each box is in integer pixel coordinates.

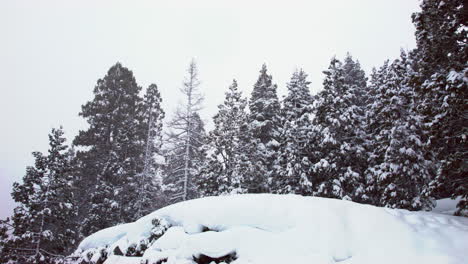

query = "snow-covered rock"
[{"left": 74, "top": 194, "right": 468, "bottom": 264}]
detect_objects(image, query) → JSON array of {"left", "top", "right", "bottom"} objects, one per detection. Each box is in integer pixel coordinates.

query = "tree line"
[{"left": 0, "top": 0, "right": 466, "bottom": 263}]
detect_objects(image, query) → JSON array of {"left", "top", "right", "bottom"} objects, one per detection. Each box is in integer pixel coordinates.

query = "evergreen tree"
[
  {"left": 0, "top": 128, "right": 77, "bottom": 263},
  {"left": 198, "top": 80, "right": 250, "bottom": 195},
  {"left": 248, "top": 64, "right": 281, "bottom": 192},
  {"left": 165, "top": 60, "right": 206, "bottom": 202},
  {"left": 341, "top": 54, "right": 369, "bottom": 199},
  {"left": 274, "top": 70, "right": 314, "bottom": 195},
  {"left": 411, "top": 0, "right": 466, "bottom": 79},
  {"left": 411, "top": 0, "right": 467, "bottom": 214},
  {"left": 310, "top": 56, "right": 367, "bottom": 201},
  {"left": 342, "top": 53, "right": 368, "bottom": 106},
  {"left": 134, "top": 83, "right": 166, "bottom": 219},
  {"left": 0, "top": 218, "right": 10, "bottom": 242},
  {"left": 365, "top": 53, "right": 434, "bottom": 210},
  {"left": 73, "top": 62, "right": 145, "bottom": 236},
  {"left": 0, "top": 218, "right": 11, "bottom": 257}
]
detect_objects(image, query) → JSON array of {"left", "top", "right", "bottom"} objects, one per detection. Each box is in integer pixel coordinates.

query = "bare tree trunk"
[{"left": 183, "top": 91, "right": 192, "bottom": 201}]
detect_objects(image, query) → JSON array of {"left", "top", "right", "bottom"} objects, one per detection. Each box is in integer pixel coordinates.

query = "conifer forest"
[{"left": 0, "top": 0, "right": 466, "bottom": 263}]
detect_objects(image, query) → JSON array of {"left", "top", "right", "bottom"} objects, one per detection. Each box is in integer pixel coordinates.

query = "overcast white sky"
[{"left": 0, "top": 0, "right": 421, "bottom": 219}]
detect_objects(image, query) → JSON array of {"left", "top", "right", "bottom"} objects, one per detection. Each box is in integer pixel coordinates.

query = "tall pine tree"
[
  {"left": 247, "top": 64, "right": 281, "bottom": 192},
  {"left": 134, "top": 83, "right": 166, "bottom": 219},
  {"left": 0, "top": 128, "right": 77, "bottom": 263},
  {"left": 365, "top": 53, "right": 434, "bottom": 210},
  {"left": 274, "top": 69, "right": 314, "bottom": 195},
  {"left": 310, "top": 56, "right": 367, "bottom": 201},
  {"left": 74, "top": 62, "right": 145, "bottom": 236},
  {"left": 411, "top": 0, "right": 467, "bottom": 215},
  {"left": 198, "top": 80, "right": 250, "bottom": 195}
]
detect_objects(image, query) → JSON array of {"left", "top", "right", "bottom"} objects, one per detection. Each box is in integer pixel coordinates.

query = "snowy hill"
[{"left": 73, "top": 194, "right": 468, "bottom": 264}]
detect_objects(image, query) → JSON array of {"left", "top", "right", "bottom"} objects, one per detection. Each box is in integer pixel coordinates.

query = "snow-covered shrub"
[
  {"left": 149, "top": 217, "right": 171, "bottom": 242},
  {"left": 77, "top": 246, "right": 108, "bottom": 264},
  {"left": 74, "top": 216, "right": 170, "bottom": 263},
  {"left": 125, "top": 218, "right": 171, "bottom": 257}
]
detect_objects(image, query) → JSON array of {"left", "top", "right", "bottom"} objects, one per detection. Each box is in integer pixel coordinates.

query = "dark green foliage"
[
  {"left": 364, "top": 53, "right": 434, "bottom": 210},
  {"left": 0, "top": 128, "right": 77, "bottom": 263},
  {"left": 4, "top": 5, "right": 468, "bottom": 263},
  {"left": 274, "top": 69, "right": 314, "bottom": 195},
  {"left": 411, "top": 0, "right": 467, "bottom": 214},
  {"left": 249, "top": 64, "right": 281, "bottom": 145},
  {"left": 134, "top": 83, "right": 167, "bottom": 219},
  {"left": 411, "top": 0, "right": 466, "bottom": 78},
  {"left": 73, "top": 63, "right": 164, "bottom": 236},
  {"left": 309, "top": 56, "right": 368, "bottom": 201},
  {"left": 247, "top": 64, "right": 281, "bottom": 192},
  {"left": 198, "top": 80, "right": 250, "bottom": 195}
]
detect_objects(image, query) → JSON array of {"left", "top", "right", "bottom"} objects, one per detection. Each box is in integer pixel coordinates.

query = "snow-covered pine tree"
[
  {"left": 43, "top": 128, "right": 78, "bottom": 252},
  {"left": 365, "top": 52, "right": 434, "bottom": 210},
  {"left": 340, "top": 54, "right": 369, "bottom": 203},
  {"left": 198, "top": 79, "right": 250, "bottom": 195},
  {"left": 0, "top": 218, "right": 10, "bottom": 257},
  {"left": 411, "top": 0, "right": 467, "bottom": 215},
  {"left": 248, "top": 64, "right": 281, "bottom": 192},
  {"left": 0, "top": 127, "right": 77, "bottom": 264},
  {"left": 310, "top": 56, "right": 367, "bottom": 201},
  {"left": 342, "top": 53, "right": 369, "bottom": 107},
  {"left": 411, "top": 0, "right": 466, "bottom": 80},
  {"left": 0, "top": 218, "right": 9, "bottom": 242},
  {"left": 363, "top": 62, "right": 390, "bottom": 205},
  {"left": 274, "top": 69, "right": 314, "bottom": 195},
  {"left": 73, "top": 63, "right": 145, "bottom": 236},
  {"left": 164, "top": 60, "right": 206, "bottom": 202},
  {"left": 134, "top": 83, "right": 166, "bottom": 219}
]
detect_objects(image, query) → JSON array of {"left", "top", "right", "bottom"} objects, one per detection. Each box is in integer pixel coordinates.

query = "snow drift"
[{"left": 74, "top": 194, "right": 468, "bottom": 264}]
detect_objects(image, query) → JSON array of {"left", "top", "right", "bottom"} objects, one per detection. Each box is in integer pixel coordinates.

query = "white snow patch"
[
  {"left": 103, "top": 255, "right": 142, "bottom": 264},
  {"left": 432, "top": 197, "right": 462, "bottom": 215},
  {"left": 75, "top": 194, "right": 468, "bottom": 264}
]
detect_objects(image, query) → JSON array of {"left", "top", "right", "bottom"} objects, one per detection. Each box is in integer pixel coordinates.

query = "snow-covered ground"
[
  {"left": 74, "top": 194, "right": 468, "bottom": 264},
  {"left": 432, "top": 196, "right": 462, "bottom": 216}
]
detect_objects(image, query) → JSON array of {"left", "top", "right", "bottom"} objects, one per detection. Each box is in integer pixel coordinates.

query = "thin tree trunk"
[
  {"left": 137, "top": 106, "right": 154, "bottom": 217},
  {"left": 183, "top": 89, "right": 192, "bottom": 201}
]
